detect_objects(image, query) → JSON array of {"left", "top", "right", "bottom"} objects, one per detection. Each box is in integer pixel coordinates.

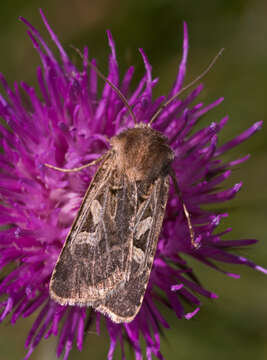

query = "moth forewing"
[
  {"left": 49, "top": 124, "right": 175, "bottom": 323},
  {"left": 49, "top": 151, "right": 137, "bottom": 305},
  {"left": 96, "top": 175, "right": 170, "bottom": 323}
]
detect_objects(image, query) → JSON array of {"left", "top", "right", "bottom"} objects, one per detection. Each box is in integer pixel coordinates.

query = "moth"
[{"left": 48, "top": 49, "right": 222, "bottom": 323}]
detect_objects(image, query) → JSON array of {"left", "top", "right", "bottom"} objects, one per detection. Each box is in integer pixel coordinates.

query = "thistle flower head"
[{"left": 0, "top": 10, "right": 265, "bottom": 360}]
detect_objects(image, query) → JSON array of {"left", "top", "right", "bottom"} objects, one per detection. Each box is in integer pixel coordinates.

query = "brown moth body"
[{"left": 49, "top": 123, "right": 174, "bottom": 323}]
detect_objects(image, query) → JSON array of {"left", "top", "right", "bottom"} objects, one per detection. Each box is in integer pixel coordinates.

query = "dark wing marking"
[
  {"left": 49, "top": 152, "right": 137, "bottom": 306},
  {"left": 96, "top": 175, "right": 170, "bottom": 323}
]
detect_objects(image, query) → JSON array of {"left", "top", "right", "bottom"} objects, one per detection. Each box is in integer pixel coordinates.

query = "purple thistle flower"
[{"left": 0, "top": 9, "right": 265, "bottom": 360}]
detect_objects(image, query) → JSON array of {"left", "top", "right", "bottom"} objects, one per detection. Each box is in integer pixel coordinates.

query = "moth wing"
[
  {"left": 49, "top": 153, "right": 137, "bottom": 306},
  {"left": 96, "top": 175, "right": 170, "bottom": 323}
]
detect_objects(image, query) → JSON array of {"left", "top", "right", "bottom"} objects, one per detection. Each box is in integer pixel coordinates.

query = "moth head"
[{"left": 111, "top": 125, "right": 174, "bottom": 182}]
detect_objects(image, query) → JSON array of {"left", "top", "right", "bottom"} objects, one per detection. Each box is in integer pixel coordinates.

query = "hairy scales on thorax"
[{"left": 111, "top": 124, "right": 174, "bottom": 182}]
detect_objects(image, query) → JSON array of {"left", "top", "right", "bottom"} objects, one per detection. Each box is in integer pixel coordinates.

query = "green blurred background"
[{"left": 0, "top": 0, "right": 267, "bottom": 359}]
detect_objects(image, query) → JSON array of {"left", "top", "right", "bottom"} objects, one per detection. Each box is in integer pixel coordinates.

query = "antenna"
[
  {"left": 71, "top": 45, "right": 137, "bottom": 125},
  {"left": 149, "top": 48, "right": 224, "bottom": 126}
]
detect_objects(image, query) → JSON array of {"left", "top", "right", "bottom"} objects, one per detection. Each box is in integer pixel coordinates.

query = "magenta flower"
[{"left": 0, "top": 9, "right": 265, "bottom": 360}]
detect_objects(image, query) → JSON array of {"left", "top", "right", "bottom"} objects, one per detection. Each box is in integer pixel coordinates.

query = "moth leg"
[
  {"left": 44, "top": 153, "right": 107, "bottom": 173},
  {"left": 170, "top": 168, "right": 199, "bottom": 249}
]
